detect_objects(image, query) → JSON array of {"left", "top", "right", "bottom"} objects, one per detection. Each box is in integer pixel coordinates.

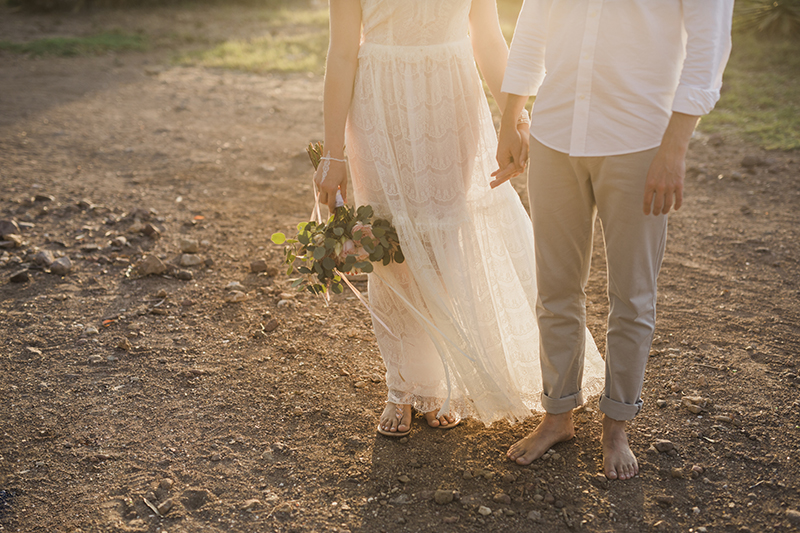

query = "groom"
[{"left": 493, "top": 1, "right": 734, "bottom": 480}]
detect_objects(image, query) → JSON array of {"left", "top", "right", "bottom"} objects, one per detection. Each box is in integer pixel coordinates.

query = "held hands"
[
  {"left": 314, "top": 156, "right": 348, "bottom": 213},
  {"left": 491, "top": 117, "right": 530, "bottom": 189}
]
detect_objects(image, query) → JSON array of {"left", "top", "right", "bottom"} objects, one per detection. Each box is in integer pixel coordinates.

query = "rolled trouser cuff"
[
  {"left": 599, "top": 394, "right": 642, "bottom": 421},
  {"left": 540, "top": 390, "right": 584, "bottom": 415}
]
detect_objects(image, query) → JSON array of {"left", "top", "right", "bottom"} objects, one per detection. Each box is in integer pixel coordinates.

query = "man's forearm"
[{"left": 661, "top": 112, "right": 700, "bottom": 156}]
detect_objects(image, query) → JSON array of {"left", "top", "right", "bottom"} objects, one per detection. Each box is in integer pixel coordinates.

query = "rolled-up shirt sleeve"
[
  {"left": 501, "top": 0, "right": 552, "bottom": 96},
  {"left": 671, "top": 0, "right": 734, "bottom": 116}
]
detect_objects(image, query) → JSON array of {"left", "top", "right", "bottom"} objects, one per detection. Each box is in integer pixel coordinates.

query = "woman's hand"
[{"left": 314, "top": 158, "right": 348, "bottom": 212}]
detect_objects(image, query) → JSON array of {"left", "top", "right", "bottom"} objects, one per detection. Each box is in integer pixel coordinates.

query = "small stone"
[
  {"left": 9, "top": 269, "right": 30, "bottom": 283},
  {"left": 111, "top": 236, "right": 127, "bottom": 247},
  {"left": 554, "top": 500, "right": 565, "bottom": 509},
  {"left": 434, "top": 490, "right": 454, "bottom": 505},
  {"left": 142, "top": 223, "right": 161, "bottom": 239},
  {"left": 0, "top": 219, "right": 21, "bottom": 237},
  {"left": 106, "top": 355, "right": 118, "bottom": 362},
  {"left": 0, "top": 234, "right": 23, "bottom": 248},
  {"left": 250, "top": 259, "right": 268, "bottom": 273},
  {"left": 443, "top": 516, "right": 459, "bottom": 524},
  {"left": 527, "top": 510, "right": 542, "bottom": 521},
  {"left": 685, "top": 403, "right": 703, "bottom": 414},
  {"left": 224, "top": 290, "right": 247, "bottom": 303},
  {"left": 731, "top": 171, "right": 744, "bottom": 181},
  {"left": 241, "top": 499, "right": 260, "bottom": 511},
  {"left": 655, "top": 495, "right": 674, "bottom": 507},
  {"left": 180, "top": 239, "right": 199, "bottom": 254},
  {"left": 263, "top": 319, "right": 279, "bottom": 333},
  {"left": 176, "top": 269, "right": 193, "bottom": 281},
  {"left": 462, "top": 469, "right": 474, "bottom": 480},
  {"left": 33, "top": 250, "right": 55, "bottom": 267},
  {"left": 786, "top": 509, "right": 800, "bottom": 525},
  {"left": 544, "top": 493, "right": 555, "bottom": 504},
  {"left": 88, "top": 355, "right": 104, "bottom": 364},
  {"left": 134, "top": 255, "right": 167, "bottom": 276},
  {"left": 34, "top": 194, "right": 55, "bottom": 202},
  {"left": 501, "top": 472, "right": 516, "bottom": 483},
  {"left": 592, "top": 473, "right": 609, "bottom": 488},
  {"left": 670, "top": 468, "right": 684, "bottom": 479},
  {"left": 654, "top": 440, "right": 675, "bottom": 453},
  {"left": 492, "top": 493, "right": 511, "bottom": 505},
  {"left": 50, "top": 256, "right": 72, "bottom": 276},
  {"left": 156, "top": 499, "right": 173, "bottom": 515},
  {"left": 389, "top": 494, "right": 410, "bottom": 505},
  {"left": 226, "top": 281, "right": 246, "bottom": 291},
  {"left": 84, "top": 326, "right": 99, "bottom": 336},
  {"left": 180, "top": 254, "right": 204, "bottom": 267},
  {"left": 713, "top": 415, "right": 733, "bottom": 423},
  {"left": 265, "top": 266, "right": 279, "bottom": 277},
  {"left": 692, "top": 506, "right": 701, "bottom": 515},
  {"left": 292, "top": 407, "right": 303, "bottom": 416},
  {"left": 741, "top": 155, "right": 762, "bottom": 168},
  {"left": 478, "top": 506, "right": 492, "bottom": 516},
  {"left": 160, "top": 478, "right": 174, "bottom": 491},
  {"left": 397, "top": 475, "right": 410, "bottom": 483},
  {"left": 656, "top": 399, "right": 668, "bottom": 408}
]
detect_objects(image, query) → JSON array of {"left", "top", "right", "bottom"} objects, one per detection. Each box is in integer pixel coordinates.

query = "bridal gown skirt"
[{"left": 344, "top": 1, "right": 605, "bottom": 425}]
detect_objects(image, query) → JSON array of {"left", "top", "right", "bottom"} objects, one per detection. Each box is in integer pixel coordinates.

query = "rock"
[
  {"left": 397, "top": 475, "right": 410, "bottom": 483},
  {"left": 226, "top": 281, "right": 246, "bottom": 291},
  {"left": 50, "top": 256, "right": 72, "bottom": 276},
  {"left": 250, "top": 259, "right": 268, "bottom": 273},
  {"left": 176, "top": 269, "right": 193, "bottom": 281},
  {"left": 786, "top": 509, "right": 800, "bottom": 525},
  {"left": 157, "top": 499, "right": 173, "bottom": 515},
  {"left": 656, "top": 399, "right": 668, "bottom": 408},
  {"left": 88, "top": 355, "right": 104, "bottom": 364},
  {"left": 527, "top": 510, "right": 542, "bottom": 521},
  {"left": 0, "top": 219, "right": 21, "bottom": 237},
  {"left": 501, "top": 473, "right": 516, "bottom": 483},
  {"left": 180, "top": 254, "right": 204, "bottom": 267},
  {"left": 225, "top": 290, "right": 247, "bottom": 303},
  {"left": 434, "top": 490, "right": 454, "bottom": 505},
  {"left": 654, "top": 440, "right": 675, "bottom": 453},
  {"left": 9, "top": 269, "right": 31, "bottom": 283},
  {"left": 84, "top": 326, "right": 99, "bottom": 336},
  {"left": 708, "top": 133, "right": 724, "bottom": 147},
  {"left": 544, "top": 493, "right": 555, "bottom": 505},
  {"left": 34, "top": 194, "right": 55, "bottom": 202},
  {"left": 592, "top": 473, "right": 609, "bottom": 489},
  {"left": 0, "top": 234, "right": 23, "bottom": 248},
  {"left": 107, "top": 355, "right": 118, "bottom": 362},
  {"left": 691, "top": 465, "right": 705, "bottom": 478},
  {"left": 134, "top": 255, "right": 167, "bottom": 276},
  {"left": 478, "top": 506, "right": 492, "bottom": 516},
  {"left": 492, "top": 493, "right": 511, "bottom": 505},
  {"left": 713, "top": 415, "right": 733, "bottom": 423},
  {"left": 292, "top": 407, "right": 303, "bottom": 416},
  {"left": 263, "top": 319, "right": 279, "bottom": 333},
  {"left": 241, "top": 499, "right": 261, "bottom": 511},
  {"left": 33, "top": 250, "right": 55, "bottom": 267},
  {"left": 389, "top": 494, "right": 410, "bottom": 505},
  {"left": 555, "top": 500, "right": 565, "bottom": 509},
  {"left": 111, "top": 236, "right": 127, "bottom": 247},
  {"left": 142, "top": 223, "right": 161, "bottom": 239},
  {"left": 417, "top": 491, "right": 435, "bottom": 501},
  {"left": 159, "top": 478, "right": 173, "bottom": 491},
  {"left": 731, "top": 171, "right": 744, "bottom": 181},
  {"left": 741, "top": 155, "right": 762, "bottom": 168},
  {"left": 265, "top": 266, "right": 279, "bottom": 277},
  {"left": 462, "top": 469, "right": 474, "bottom": 480},
  {"left": 670, "top": 468, "right": 684, "bottom": 479},
  {"left": 443, "top": 516, "right": 459, "bottom": 524},
  {"left": 180, "top": 239, "right": 199, "bottom": 254},
  {"left": 654, "top": 495, "right": 674, "bottom": 507}
]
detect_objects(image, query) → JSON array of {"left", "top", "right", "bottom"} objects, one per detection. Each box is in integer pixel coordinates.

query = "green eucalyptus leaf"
[
  {"left": 332, "top": 282, "right": 344, "bottom": 294},
  {"left": 333, "top": 227, "right": 344, "bottom": 236},
  {"left": 313, "top": 247, "right": 326, "bottom": 260},
  {"left": 322, "top": 257, "right": 335, "bottom": 270},
  {"left": 395, "top": 249, "right": 405, "bottom": 263},
  {"left": 372, "top": 226, "right": 386, "bottom": 238},
  {"left": 271, "top": 233, "right": 286, "bottom": 245}
]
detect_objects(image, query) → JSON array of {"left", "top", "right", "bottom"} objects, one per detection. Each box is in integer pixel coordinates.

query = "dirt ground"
[{"left": 1, "top": 5, "right": 799, "bottom": 533}]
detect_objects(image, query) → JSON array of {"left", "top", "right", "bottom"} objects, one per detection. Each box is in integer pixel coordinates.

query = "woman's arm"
[
  {"left": 315, "top": 0, "right": 362, "bottom": 212},
  {"left": 468, "top": 0, "right": 510, "bottom": 111}
]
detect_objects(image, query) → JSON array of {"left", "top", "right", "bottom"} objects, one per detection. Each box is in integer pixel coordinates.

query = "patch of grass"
[
  {"left": 176, "top": 31, "right": 328, "bottom": 74},
  {"left": 0, "top": 31, "right": 147, "bottom": 56},
  {"left": 700, "top": 33, "right": 800, "bottom": 150}
]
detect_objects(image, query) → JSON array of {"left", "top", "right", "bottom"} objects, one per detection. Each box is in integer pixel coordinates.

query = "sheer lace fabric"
[{"left": 345, "top": 0, "right": 605, "bottom": 425}]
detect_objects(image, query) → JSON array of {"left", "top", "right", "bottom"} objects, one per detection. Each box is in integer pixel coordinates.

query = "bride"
[{"left": 314, "top": 0, "right": 604, "bottom": 437}]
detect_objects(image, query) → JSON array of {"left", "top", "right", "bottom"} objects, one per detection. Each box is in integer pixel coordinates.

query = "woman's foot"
[
  {"left": 424, "top": 410, "right": 460, "bottom": 429},
  {"left": 377, "top": 402, "right": 412, "bottom": 437},
  {"left": 506, "top": 411, "right": 575, "bottom": 465}
]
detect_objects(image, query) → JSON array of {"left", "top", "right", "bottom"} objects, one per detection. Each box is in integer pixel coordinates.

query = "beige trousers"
[{"left": 528, "top": 137, "right": 667, "bottom": 421}]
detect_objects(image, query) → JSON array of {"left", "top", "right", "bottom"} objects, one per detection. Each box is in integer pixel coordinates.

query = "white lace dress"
[{"left": 345, "top": 0, "right": 605, "bottom": 425}]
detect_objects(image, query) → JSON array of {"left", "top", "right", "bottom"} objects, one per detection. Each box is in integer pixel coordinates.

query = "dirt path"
[{"left": 1, "top": 6, "right": 799, "bottom": 533}]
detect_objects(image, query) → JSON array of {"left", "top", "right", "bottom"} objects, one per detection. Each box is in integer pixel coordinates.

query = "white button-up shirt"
[{"left": 502, "top": 0, "right": 734, "bottom": 157}]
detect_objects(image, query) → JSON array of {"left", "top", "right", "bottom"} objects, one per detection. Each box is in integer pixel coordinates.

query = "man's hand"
[
  {"left": 314, "top": 159, "right": 348, "bottom": 213},
  {"left": 492, "top": 94, "right": 530, "bottom": 189},
  {"left": 643, "top": 112, "right": 699, "bottom": 215}
]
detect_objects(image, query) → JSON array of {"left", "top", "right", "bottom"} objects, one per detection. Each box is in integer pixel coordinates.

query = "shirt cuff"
[
  {"left": 501, "top": 68, "right": 545, "bottom": 97},
  {"left": 671, "top": 85, "right": 721, "bottom": 116}
]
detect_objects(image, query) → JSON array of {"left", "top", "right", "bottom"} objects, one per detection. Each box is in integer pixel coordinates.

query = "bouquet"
[{"left": 271, "top": 142, "right": 404, "bottom": 295}]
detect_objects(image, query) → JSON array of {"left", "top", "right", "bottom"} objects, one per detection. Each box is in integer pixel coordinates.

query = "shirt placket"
[{"left": 569, "top": 0, "right": 603, "bottom": 157}]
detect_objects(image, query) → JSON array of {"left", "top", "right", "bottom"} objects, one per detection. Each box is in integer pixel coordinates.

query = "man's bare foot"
[
  {"left": 378, "top": 403, "right": 411, "bottom": 435},
  {"left": 601, "top": 415, "right": 638, "bottom": 480},
  {"left": 506, "top": 411, "right": 575, "bottom": 465},
  {"left": 423, "top": 410, "right": 460, "bottom": 429}
]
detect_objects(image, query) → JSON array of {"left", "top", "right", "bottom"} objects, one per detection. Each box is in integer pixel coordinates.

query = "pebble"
[
  {"left": 250, "top": 259, "right": 268, "bottom": 273},
  {"left": 527, "top": 510, "right": 542, "bottom": 521},
  {"left": 9, "top": 269, "right": 30, "bottom": 283},
  {"left": 492, "top": 493, "right": 511, "bottom": 505},
  {"left": 0, "top": 234, "right": 23, "bottom": 249},
  {"left": 389, "top": 494, "right": 410, "bottom": 505},
  {"left": 462, "top": 469, "right": 474, "bottom": 480},
  {"left": 241, "top": 499, "right": 260, "bottom": 511},
  {"left": 787, "top": 509, "right": 800, "bottom": 525},
  {"left": 225, "top": 290, "right": 247, "bottom": 303},
  {"left": 670, "top": 468, "right": 684, "bottom": 479},
  {"left": 159, "top": 478, "right": 173, "bottom": 491},
  {"left": 134, "top": 255, "right": 167, "bottom": 276},
  {"left": 226, "top": 281, "right": 245, "bottom": 291},
  {"left": 544, "top": 493, "right": 555, "bottom": 504},
  {"left": 656, "top": 399, "right": 668, "bottom": 408},
  {"left": 0, "top": 219, "right": 21, "bottom": 237},
  {"left": 654, "top": 440, "right": 675, "bottom": 453},
  {"left": 263, "top": 319, "right": 279, "bottom": 333},
  {"left": 84, "top": 326, "right": 99, "bottom": 336},
  {"left": 111, "top": 236, "right": 127, "bottom": 247},
  {"left": 180, "top": 254, "right": 204, "bottom": 267},
  {"left": 434, "top": 490, "right": 454, "bottom": 505},
  {"left": 713, "top": 415, "right": 733, "bottom": 423},
  {"left": 501, "top": 472, "right": 516, "bottom": 483},
  {"left": 156, "top": 499, "right": 173, "bottom": 515},
  {"left": 654, "top": 495, "right": 674, "bottom": 507},
  {"left": 88, "top": 355, "right": 104, "bottom": 364},
  {"left": 292, "top": 407, "right": 303, "bottom": 416},
  {"left": 142, "top": 223, "right": 161, "bottom": 239},
  {"left": 741, "top": 155, "right": 762, "bottom": 168},
  {"left": 33, "top": 250, "right": 55, "bottom": 267},
  {"left": 176, "top": 269, "right": 193, "bottom": 281},
  {"left": 478, "top": 506, "right": 492, "bottom": 516},
  {"left": 180, "top": 239, "right": 199, "bottom": 254},
  {"left": 107, "top": 355, "right": 118, "bottom": 362},
  {"left": 50, "top": 256, "right": 72, "bottom": 276},
  {"left": 397, "top": 475, "right": 410, "bottom": 483},
  {"left": 443, "top": 516, "right": 459, "bottom": 524}
]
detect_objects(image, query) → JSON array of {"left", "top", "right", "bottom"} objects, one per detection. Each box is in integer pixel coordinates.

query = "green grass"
[
  {"left": 699, "top": 33, "right": 800, "bottom": 150},
  {"left": 0, "top": 31, "right": 147, "bottom": 56}
]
